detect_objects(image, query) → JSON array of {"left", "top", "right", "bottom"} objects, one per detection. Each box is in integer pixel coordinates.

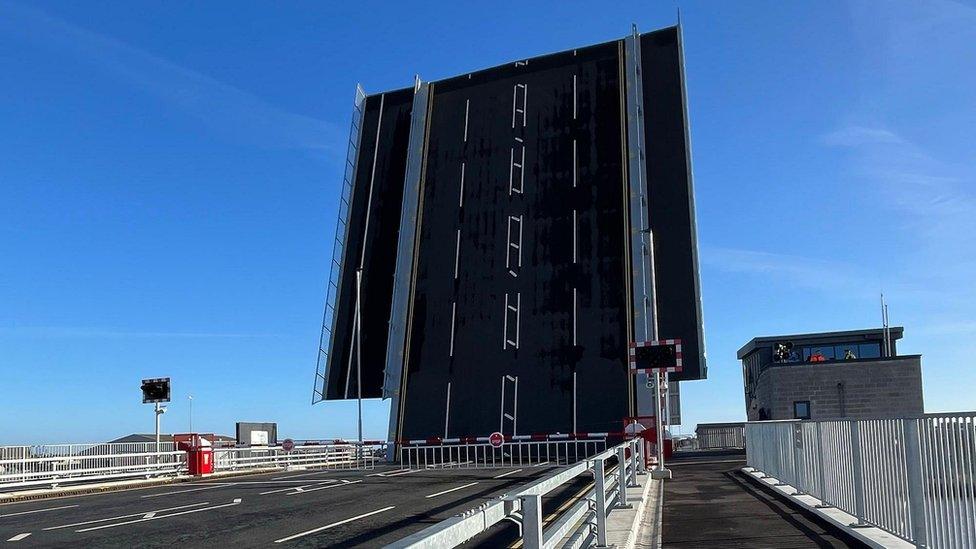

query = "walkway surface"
[{"left": 661, "top": 450, "right": 864, "bottom": 548}]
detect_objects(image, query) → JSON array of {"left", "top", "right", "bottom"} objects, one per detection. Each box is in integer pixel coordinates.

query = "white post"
[
  {"left": 815, "top": 421, "right": 830, "bottom": 508},
  {"left": 651, "top": 371, "right": 672, "bottom": 479},
  {"left": 521, "top": 494, "right": 543, "bottom": 549},
  {"left": 188, "top": 395, "right": 193, "bottom": 433},
  {"left": 355, "top": 269, "right": 364, "bottom": 457},
  {"left": 594, "top": 456, "right": 608, "bottom": 546},
  {"left": 849, "top": 421, "right": 868, "bottom": 527},
  {"left": 617, "top": 445, "right": 632, "bottom": 508},
  {"left": 903, "top": 418, "right": 928, "bottom": 546},
  {"left": 155, "top": 402, "right": 161, "bottom": 454},
  {"left": 499, "top": 376, "right": 506, "bottom": 434}
]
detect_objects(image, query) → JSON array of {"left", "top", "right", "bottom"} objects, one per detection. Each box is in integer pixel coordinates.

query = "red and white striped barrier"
[{"left": 399, "top": 432, "right": 626, "bottom": 446}]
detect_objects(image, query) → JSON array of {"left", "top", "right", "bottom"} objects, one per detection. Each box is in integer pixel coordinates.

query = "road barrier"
[
  {"left": 0, "top": 443, "right": 183, "bottom": 490},
  {"left": 745, "top": 413, "right": 976, "bottom": 548},
  {"left": 214, "top": 442, "right": 384, "bottom": 472},
  {"left": 390, "top": 438, "right": 645, "bottom": 548},
  {"left": 0, "top": 441, "right": 386, "bottom": 491},
  {"left": 695, "top": 422, "right": 745, "bottom": 449},
  {"left": 399, "top": 436, "right": 608, "bottom": 470}
]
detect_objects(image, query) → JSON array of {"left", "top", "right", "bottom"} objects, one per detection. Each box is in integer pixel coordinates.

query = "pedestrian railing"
[
  {"left": 399, "top": 436, "right": 607, "bottom": 470},
  {"left": 0, "top": 441, "right": 387, "bottom": 491},
  {"left": 745, "top": 413, "right": 976, "bottom": 548},
  {"left": 0, "top": 443, "right": 184, "bottom": 490},
  {"left": 390, "top": 438, "right": 646, "bottom": 549},
  {"left": 695, "top": 422, "right": 745, "bottom": 449},
  {"left": 213, "top": 442, "right": 384, "bottom": 472}
]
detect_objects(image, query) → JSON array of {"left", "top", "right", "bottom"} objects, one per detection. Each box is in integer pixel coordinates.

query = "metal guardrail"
[
  {"left": 696, "top": 423, "right": 745, "bottom": 449},
  {"left": 400, "top": 439, "right": 607, "bottom": 470},
  {"left": 745, "top": 413, "right": 976, "bottom": 548},
  {"left": 390, "top": 438, "right": 646, "bottom": 549},
  {"left": 0, "top": 443, "right": 184, "bottom": 490},
  {"left": 214, "top": 443, "right": 384, "bottom": 472},
  {"left": 0, "top": 442, "right": 386, "bottom": 491}
]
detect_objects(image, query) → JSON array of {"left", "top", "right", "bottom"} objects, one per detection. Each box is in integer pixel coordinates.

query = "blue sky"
[{"left": 1, "top": 1, "right": 973, "bottom": 444}]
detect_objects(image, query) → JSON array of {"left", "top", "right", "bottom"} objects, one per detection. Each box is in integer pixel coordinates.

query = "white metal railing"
[
  {"left": 695, "top": 423, "right": 745, "bottom": 449},
  {"left": 399, "top": 439, "right": 607, "bottom": 470},
  {"left": 390, "top": 438, "right": 646, "bottom": 549},
  {"left": 0, "top": 441, "right": 387, "bottom": 491},
  {"left": 0, "top": 443, "right": 183, "bottom": 490},
  {"left": 213, "top": 443, "right": 384, "bottom": 472},
  {"left": 745, "top": 413, "right": 976, "bottom": 548}
]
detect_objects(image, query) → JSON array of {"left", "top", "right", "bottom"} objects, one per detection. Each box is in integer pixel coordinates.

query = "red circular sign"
[
  {"left": 488, "top": 432, "right": 505, "bottom": 448},
  {"left": 282, "top": 438, "right": 295, "bottom": 452}
]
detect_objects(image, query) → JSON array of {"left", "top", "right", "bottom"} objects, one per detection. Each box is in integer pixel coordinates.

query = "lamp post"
[{"left": 188, "top": 395, "right": 193, "bottom": 433}]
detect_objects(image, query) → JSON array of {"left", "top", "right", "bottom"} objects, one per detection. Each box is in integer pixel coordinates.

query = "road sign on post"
[
  {"left": 488, "top": 432, "right": 505, "bottom": 448},
  {"left": 282, "top": 438, "right": 295, "bottom": 452}
]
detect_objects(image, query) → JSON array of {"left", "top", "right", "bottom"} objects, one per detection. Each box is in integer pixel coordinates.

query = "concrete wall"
[{"left": 748, "top": 356, "right": 924, "bottom": 421}]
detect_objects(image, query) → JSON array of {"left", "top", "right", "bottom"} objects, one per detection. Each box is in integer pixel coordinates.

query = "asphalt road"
[
  {"left": 0, "top": 464, "right": 556, "bottom": 547},
  {"left": 662, "top": 450, "right": 863, "bottom": 548}
]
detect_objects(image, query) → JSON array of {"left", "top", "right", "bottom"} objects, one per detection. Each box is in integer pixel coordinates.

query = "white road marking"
[
  {"left": 273, "top": 506, "right": 396, "bottom": 543},
  {"left": 379, "top": 468, "right": 422, "bottom": 477},
  {"left": 43, "top": 503, "right": 210, "bottom": 530},
  {"left": 425, "top": 482, "right": 479, "bottom": 499},
  {"left": 0, "top": 504, "right": 78, "bottom": 519},
  {"left": 260, "top": 481, "right": 335, "bottom": 496},
  {"left": 141, "top": 483, "right": 232, "bottom": 498},
  {"left": 286, "top": 480, "right": 362, "bottom": 495},
  {"left": 76, "top": 499, "right": 242, "bottom": 532},
  {"left": 6, "top": 533, "right": 31, "bottom": 542},
  {"left": 533, "top": 461, "right": 551, "bottom": 467},
  {"left": 271, "top": 470, "right": 346, "bottom": 480},
  {"left": 367, "top": 469, "right": 405, "bottom": 477},
  {"left": 492, "top": 469, "right": 523, "bottom": 479}
]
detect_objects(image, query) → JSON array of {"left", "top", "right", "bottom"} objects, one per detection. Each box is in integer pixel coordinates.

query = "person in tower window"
[{"left": 809, "top": 349, "right": 827, "bottom": 362}]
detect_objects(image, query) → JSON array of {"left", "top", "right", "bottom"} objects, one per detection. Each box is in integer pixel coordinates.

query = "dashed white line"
[
  {"left": 425, "top": 482, "right": 479, "bottom": 499},
  {"left": 492, "top": 469, "right": 523, "bottom": 479},
  {"left": 533, "top": 461, "right": 551, "bottom": 467},
  {"left": 44, "top": 503, "right": 210, "bottom": 530},
  {"left": 6, "top": 533, "right": 31, "bottom": 542},
  {"left": 273, "top": 506, "right": 396, "bottom": 543},
  {"left": 76, "top": 499, "right": 242, "bottom": 532},
  {"left": 141, "top": 483, "right": 232, "bottom": 498},
  {"left": 0, "top": 504, "right": 78, "bottom": 518},
  {"left": 367, "top": 469, "right": 405, "bottom": 477}
]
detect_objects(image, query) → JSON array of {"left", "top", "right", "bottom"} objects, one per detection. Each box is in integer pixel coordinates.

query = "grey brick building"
[{"left": 738, "top": 328, "right": 924, "bottom": 421}]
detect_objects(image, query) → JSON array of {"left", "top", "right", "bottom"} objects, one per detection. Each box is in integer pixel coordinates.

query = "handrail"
[
  {"left": 745, "top": 413, "right": 976, "bottom": 548},
  {"left": 389, "top": 438, "right": 646, "bottom": 549}
]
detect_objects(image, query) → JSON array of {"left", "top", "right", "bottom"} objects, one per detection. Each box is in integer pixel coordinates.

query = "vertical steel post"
[
  {"left": 573, "top": 370, "right": 577, "bottom": 434},
  {"left": 903, "top": 418, "right": 928, "bottom": 547},
  {"left": 815, "top": 421, "right": 830, "bottom": 508},
  {"left": 355, "top": 270, "right": 363, "bottom": 460},
  {"left": 522, "top": 494, "right": 543, "bottom": 548},
  {"left": 850, "top": 421, "right": 868, "bottom": 527},
  {"left": 594, "top": 456, "right": 608, "bottom": 546},
  {"left": 629, "top": 440, "right": 640, "bottom": 486},
  {"left": 617, "top": 445, "right": 632, "bottom": 508},
  {"left": 792, "top": 423, "right": 806, "bottom": 495}
]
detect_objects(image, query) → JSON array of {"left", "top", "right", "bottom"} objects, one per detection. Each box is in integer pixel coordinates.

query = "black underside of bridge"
[
  {"left": 662, "top": 451, "right": 866, "bottom": 548},
  {"left": 321, "top": 26, "right": 707, "bottom": 441}
]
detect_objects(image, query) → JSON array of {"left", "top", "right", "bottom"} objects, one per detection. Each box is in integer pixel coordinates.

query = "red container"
[{"left": 187, "top": 447, "right": 214, "bottom": 476}]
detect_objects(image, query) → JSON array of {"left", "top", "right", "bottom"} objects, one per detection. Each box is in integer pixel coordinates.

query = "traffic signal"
[{"left": 141, "top": 378, "right": 171, "bottom": 403}]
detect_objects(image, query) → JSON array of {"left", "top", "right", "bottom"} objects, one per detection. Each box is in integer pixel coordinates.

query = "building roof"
[{"left": 737, "top": 327, "right": 904, "bottom": 359}]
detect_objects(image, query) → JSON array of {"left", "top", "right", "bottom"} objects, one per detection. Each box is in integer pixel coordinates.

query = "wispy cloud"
[
  {"left": 702, "top": 247, "right": 880, "bottom": 298},
  {"left": 0, "top": 326, "right": 280, "bottom": 339},
  {"left": 3, "top": 3, "right": 342, "bottom": 155}
]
